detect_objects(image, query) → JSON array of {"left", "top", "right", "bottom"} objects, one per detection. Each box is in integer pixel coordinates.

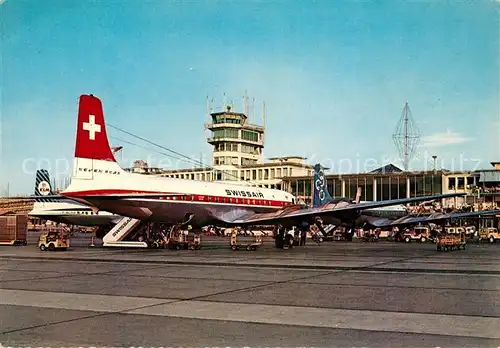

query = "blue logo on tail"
[{"left": 313, "top": 164, "right": 333, "bottom": 207}]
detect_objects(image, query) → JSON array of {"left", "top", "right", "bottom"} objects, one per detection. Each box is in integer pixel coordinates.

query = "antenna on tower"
[
  {"left": 244, "top": 90, "right": 249, "bottom": 116},
  {"left": 205, "top": 95, "right": 209, "bottom": 119},
  {"left": 392, "top": 102, "right": 421, "bottom": 171},
  {"left": 252, "top": 97, "right": 255, "bottom": 123},
  {"left": 262, "top": 101, "right": 266, "bottom": 145},
  {"left": 262, "top": 101, "right": 266, "bottom": 128}
]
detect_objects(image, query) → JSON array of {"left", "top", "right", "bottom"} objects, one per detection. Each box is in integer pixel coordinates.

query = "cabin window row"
[{"left": 159, "top": 195, "right": 291, "bottom": 207}]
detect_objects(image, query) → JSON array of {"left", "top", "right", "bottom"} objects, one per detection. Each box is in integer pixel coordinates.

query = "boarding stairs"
[{"left": 102, "top": 217, "right": 148, "bottom": 248}]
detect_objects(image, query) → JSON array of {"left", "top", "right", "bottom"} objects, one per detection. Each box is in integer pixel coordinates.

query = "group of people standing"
[{"left": 273, "top": 223, "right": 322, "bottom": 249}]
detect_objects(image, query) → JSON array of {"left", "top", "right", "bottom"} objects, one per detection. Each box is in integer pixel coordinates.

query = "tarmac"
[{"left": 0, "top": 232, "right": 499, "bottom": 347}]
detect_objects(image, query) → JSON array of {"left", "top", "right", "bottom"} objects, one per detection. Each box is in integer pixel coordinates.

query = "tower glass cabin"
[{"left": 205, "top": 105, "right": 265, "bottom": 181}]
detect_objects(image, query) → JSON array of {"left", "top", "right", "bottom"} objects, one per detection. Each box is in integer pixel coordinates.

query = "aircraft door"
[{"left": 72, "top": 158, "right": 94, "bottom": 180}]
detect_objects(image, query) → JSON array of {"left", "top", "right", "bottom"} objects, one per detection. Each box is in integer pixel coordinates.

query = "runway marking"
[
  {"left": 347, "top": 270, "right": 500, "bottom": 277},
  {"left": 1, "top": 289, "right": 499, "bottom": 339},
  {"left": 0, "top": 289, "right": 169, "bottom": 313},
  {"left": 128, "top": 301, "right": 500, "bottom": 339}
]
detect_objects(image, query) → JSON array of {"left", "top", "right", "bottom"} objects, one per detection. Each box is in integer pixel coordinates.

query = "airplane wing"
[
  {"left": 369, "top": 209, "right": 500, "bottom": 228},
  {"left": 229, "top": 192, "right": 466, "bottom": 225}
]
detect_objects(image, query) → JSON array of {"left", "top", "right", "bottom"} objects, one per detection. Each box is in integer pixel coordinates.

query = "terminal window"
[
  {"left": 242, "top": 130, "right": 259, "bottom": 142},
  {"left": 448, "top": 177, "right": 456, "bottom": 190},
  {"left": 213, "top": 129, "right": 238, "bottom": 139},
  {"left": 466, "top": 177, "right": 475, "bottom": 187},
  {"left": 214, "top": 115, "right": 241, "bottom": 124}
]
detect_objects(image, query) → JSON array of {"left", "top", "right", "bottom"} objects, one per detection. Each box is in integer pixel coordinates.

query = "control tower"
[{"left": 205, "top": 99, "right": 265, "bottom": 181}]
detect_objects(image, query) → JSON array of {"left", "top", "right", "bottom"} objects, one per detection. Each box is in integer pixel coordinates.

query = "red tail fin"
[{"left": 75, "top": 94, "right": 116, "bottom": 162}]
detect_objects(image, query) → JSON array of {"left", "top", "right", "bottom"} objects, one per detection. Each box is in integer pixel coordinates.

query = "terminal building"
[
  {"left": 126, "top": 97, "right": 500, "bottom": 210},
  {"left": 282, "top": 162, "right": 500, "bottom": 209}
]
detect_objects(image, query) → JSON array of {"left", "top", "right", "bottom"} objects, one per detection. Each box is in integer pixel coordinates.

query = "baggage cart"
[
  {"left": 436, "top": 233, "right": 466, "bottom": 251},
  {"left": 0, "top": 214, "right": 28, "bottom": 246},
  {"left": 230, "top": 232, "right": 263, "bottom": 251}
]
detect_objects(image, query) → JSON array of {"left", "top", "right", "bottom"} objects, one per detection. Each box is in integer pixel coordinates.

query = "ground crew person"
[{"left": 300, "top": 228, "right": 307, "bottom": 246}]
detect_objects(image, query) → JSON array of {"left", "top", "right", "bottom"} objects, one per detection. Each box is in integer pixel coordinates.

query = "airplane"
[
  {"left": 28, "top": 169, "right": 122, "bottom": 227},
  {"left": 54, "top": 94, "right": 472, "bottom": 235},
  {"left": 368, "top": 209, "right": 500, "bottom": 229},
  {"left": 309, "top": 164, "right": 500, "bottom": 237},
  {"left": 311, "top": 164, "right": 409, "bottom": 218}
]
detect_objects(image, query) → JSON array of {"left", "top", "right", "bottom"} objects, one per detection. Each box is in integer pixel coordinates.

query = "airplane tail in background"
[
  {"left": 34, "top": 169, "right": 56, "bottom": 202},
  {"left": 72, "top": 94, "right": 124, "bottom": 181},
  {"left": 313, "top": 164, "right": 333, "bottom": 207}
]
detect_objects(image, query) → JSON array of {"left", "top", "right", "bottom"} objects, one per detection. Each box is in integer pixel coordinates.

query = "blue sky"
[{"left": 1, "top": 0, "right": 498, "bottom": 194}]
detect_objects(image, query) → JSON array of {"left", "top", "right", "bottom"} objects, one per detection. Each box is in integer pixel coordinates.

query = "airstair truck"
[{"left": 102, "top": 217, "right": 148, "bottom": 248}]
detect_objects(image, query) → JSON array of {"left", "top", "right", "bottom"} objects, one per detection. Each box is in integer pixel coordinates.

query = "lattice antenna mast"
[{"left": 392, "top": 102, "right": 421, "bottom": 170}]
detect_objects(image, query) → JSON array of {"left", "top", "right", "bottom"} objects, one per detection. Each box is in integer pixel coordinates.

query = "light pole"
[{"left": 432, "top": 155, "right": 437, "bottom": 173}]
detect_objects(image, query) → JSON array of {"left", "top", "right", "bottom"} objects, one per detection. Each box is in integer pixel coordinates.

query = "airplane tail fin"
[
  {"left": 35, "top": 169, "right": 54, "bottom": 196},
  {"left": 313, "top": 164, "right": 333, "bottom": 207},
  {"left": 72, "top": 94, "right": 123, "bottom": 180},
  {"left": 34, "top": 169, "right": 57, "bottom": 203}
]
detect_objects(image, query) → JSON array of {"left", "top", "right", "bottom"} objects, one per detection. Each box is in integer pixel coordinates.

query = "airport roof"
[
  {"left": 0, "top": 209, "right": 16, "bottom": 216},
  {"left": 267, "top": 156, "right": 307, "bottom": 160},
  {"left": 369, "top": 163, "right": 403, "bottom": 174}
]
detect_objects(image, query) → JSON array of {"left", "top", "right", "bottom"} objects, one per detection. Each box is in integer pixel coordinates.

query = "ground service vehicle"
[
  {"left": 479, "top": 227, "right": 499, "bottom": 243},
  {"left": 402, "top": 226, "right": 429, "bottom": 243},
  {"left": 38, "top": 230, "right": 70, "bottom": 251},
  {"left": 436, "top": 233, "right": 466, "bottom": 251}
]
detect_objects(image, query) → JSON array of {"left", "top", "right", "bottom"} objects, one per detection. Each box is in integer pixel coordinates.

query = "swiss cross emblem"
[{"left": 83, "top": 114, "right": 102, "bottom": 140}]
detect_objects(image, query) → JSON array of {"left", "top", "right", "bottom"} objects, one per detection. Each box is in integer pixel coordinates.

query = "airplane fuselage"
[
  {"left": 62, "top": 159, "right": 295, "bottom": 227},
  {"left": 29, "top": 201, "right": 121, "bottom": 226}
]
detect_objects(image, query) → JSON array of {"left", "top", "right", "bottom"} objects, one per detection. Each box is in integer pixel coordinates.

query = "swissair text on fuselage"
[{"left": 225, "top": 189, "right": 264, "bottom": 198}]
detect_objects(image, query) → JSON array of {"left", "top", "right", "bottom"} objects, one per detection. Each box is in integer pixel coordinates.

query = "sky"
[{"left": 0, "top": 0, "right": 499, "bottom": 195}]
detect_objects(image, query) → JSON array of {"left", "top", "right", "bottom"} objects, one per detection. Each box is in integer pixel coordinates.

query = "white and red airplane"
[{"left": 58, "top": 94, "right": 466, "bottom": 229}]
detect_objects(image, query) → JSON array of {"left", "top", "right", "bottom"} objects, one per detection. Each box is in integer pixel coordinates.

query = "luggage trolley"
[
  {"left": 436, "top": 233, "right": 466, "bottom": 251},
  {"left": 230, "top": 231, "right": 263, "bottom": 251}
]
